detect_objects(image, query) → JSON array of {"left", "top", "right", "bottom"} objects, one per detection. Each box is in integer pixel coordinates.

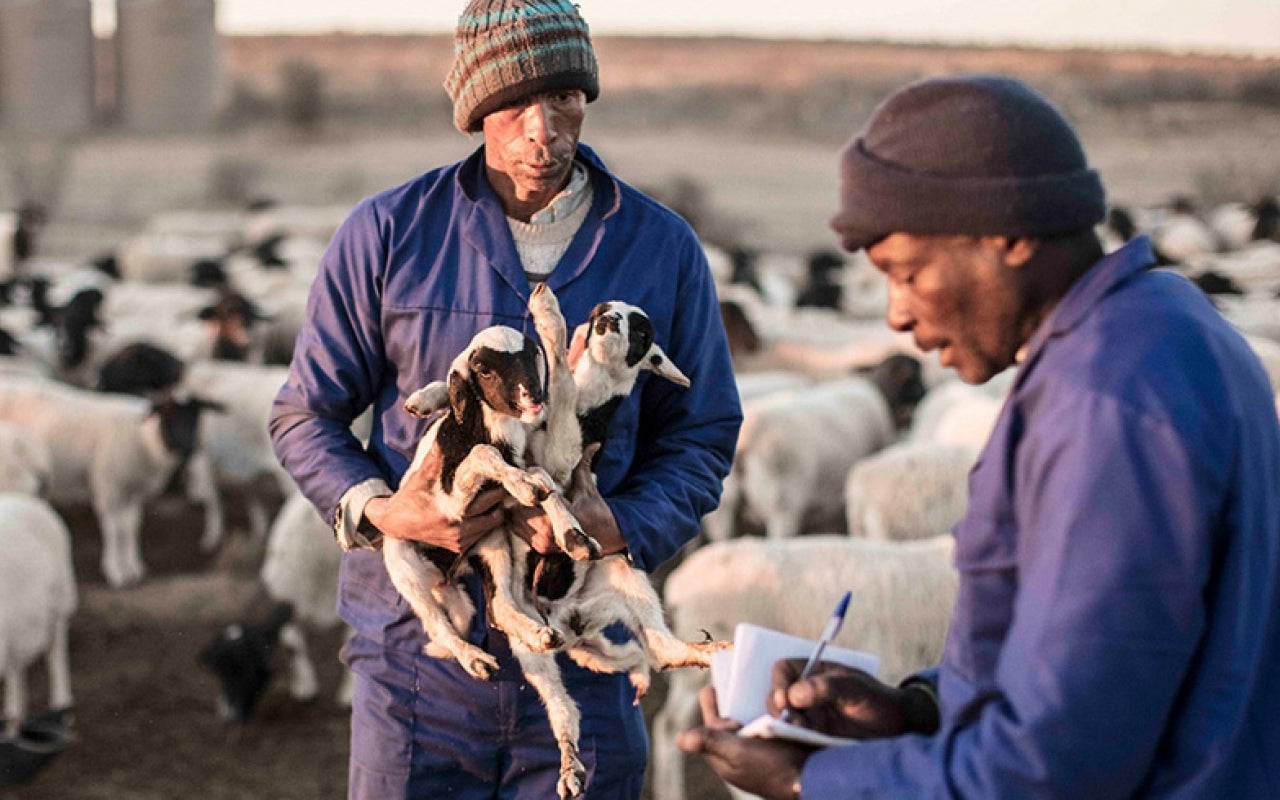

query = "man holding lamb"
[{"left": 269, "top": 1, "right": 740, "bottom": 797}]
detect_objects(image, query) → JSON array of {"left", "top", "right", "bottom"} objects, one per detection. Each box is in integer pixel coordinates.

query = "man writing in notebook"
[{"left": 678, "top": 74, "right": 1280, "bottom": 799}]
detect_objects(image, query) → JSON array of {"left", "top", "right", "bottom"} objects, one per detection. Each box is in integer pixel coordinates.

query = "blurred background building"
[{"left": 0, "top": 0, "right": 222, "bottom": 134}]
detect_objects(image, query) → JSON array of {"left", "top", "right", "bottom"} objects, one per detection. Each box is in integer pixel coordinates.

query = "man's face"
[
  {"left": 856, "top": 232, "right": 1027, "bottom": 384},
  {"left": 482, "top": 89, "right": 586, "bottom": 210}
]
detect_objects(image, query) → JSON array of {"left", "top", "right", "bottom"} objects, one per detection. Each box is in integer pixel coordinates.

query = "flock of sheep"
[{"left": 1, "top": 191, "right": 1278, "bottom": 795}]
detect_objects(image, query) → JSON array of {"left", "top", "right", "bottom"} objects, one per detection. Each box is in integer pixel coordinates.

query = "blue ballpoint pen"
[{"left": 780, "top": 590, "right": 852, "bottom": 723}]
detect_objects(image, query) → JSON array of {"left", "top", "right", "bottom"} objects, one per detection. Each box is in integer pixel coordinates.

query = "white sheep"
[
  {"left": 651, "top": 534, "right": 958, "bottom": 800},
  {"left": 735, "top": 376, "right": 897, "bottom": 539},
  {"left": 241, "top": 203, "right": 350, "bottom": 246},
  {"left": 701, "top": 370, "right": 811, "bottom": 544},
  {"left": 115, "top": 231, "right": 230, "bottom": 284},
  {"left": 0, "top": 375, "right": 224, "bottom": 588},
  {"left": 0, "top": 211, "right": 17, "bottom": 280},
  {"left": 1151, "top": 203, "right": 1219, "bottom": 264},
  {"left": 845, "top": 440, "right": 978, "bottom": 541},
  {"left": 1191, "top": 241, "right": 1280, "bottom": 296},
  {"left": 909, "top": 372, "right": 1013, "bottom": 450},
  {"left": 1219, "top": 292, "right": 1280, "bottom": 344},
  {"left": 0, "top": 493, "right": 77, "bottom": 738},
  {"left": 0, "top": 421, "right": 52, "bottom": 496},
  {"left": 258, "top": 490, "right": 352, "bottom": 707},
  {"left": 183, "top": 359, "right": 294, "bottom": 539},
  {"left": 1209, "top": 201, "right": 1260, "bottom": 251}
]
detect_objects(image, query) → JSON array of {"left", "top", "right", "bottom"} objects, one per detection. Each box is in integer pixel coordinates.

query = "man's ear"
[{"left": 1001, "top": 236, "right": 1040, "bottom": 269}]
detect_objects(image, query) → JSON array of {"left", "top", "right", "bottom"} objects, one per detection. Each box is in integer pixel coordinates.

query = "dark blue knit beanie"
[{"left": 835, "top": 74, "right": 1106, "bottom": 250}]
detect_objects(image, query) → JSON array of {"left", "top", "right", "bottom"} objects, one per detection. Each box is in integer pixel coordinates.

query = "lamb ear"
[
  {"left": 643, "top": 343, "right": 690, "bottom": 387},
  {"left": 446, "top": 370, "right": 473, "bottom": 421}
]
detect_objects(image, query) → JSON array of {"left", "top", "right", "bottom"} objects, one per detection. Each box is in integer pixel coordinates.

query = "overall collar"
[
  {"left": 1017, "top": 234, "right": 1157, "bottom": 378},
  {"left": 456, "top": 142, "right": 621, "bottom": 297}
]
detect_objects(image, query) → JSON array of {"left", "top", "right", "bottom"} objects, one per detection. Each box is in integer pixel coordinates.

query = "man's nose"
[
  {"left": 523, "top": 101, "right": 555, "bottom": 144},
  {"left": 885, "top": 282, "right": 914, "bottom": 332}
]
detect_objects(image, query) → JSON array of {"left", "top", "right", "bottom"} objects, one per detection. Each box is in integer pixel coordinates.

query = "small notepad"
[{"left": 711, "top": 622, "right": 879, "bottom": 747}]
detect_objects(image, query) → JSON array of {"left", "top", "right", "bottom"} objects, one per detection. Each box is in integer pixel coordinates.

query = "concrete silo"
[
  {"left": 115, "top": 0, "right": 222, "bottom": 133},
  {"left": 0, "top": 0, "right": 96, "bottom": 134}
]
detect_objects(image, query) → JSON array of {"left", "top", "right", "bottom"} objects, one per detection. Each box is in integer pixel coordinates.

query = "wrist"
[{"left": 897, "top": 680, "right": 940, "bottom": 734}]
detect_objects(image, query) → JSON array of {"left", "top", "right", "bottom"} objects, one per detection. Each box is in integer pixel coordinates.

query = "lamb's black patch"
[
  {"left": 566, "top": 609, "right": 586, "bottom": 638},
  {"left": 252, "top": 234, "right": 289, "bottom": 268},
  {"left": 414, "top": 541, "right": 457, "bottom": 575},
  {"left": 862, "top": 354, "right": 926, "bottom": 430},
  {"left": 190, "top": 258, "right": 228, "bottom": 288},
  {"left": 153, "top": 396, "right": 223, "bottom": 494},
  {"left": 0, "top": 326, "right": 18, "bottom": 356},
  {"left": 54, "top": 288, "right": 104, "bottom": 368},
  {"left": 578, "top": 395, "right": 624, "bottom": 452},
  {"left": 1255, "top": 196, "right": 1279, "bottom": 242},
  {"left": 97, "top": 342, "right": 185, "bottom": 396},
  {"left": 198, "top": 601, "right": 293, "bottom": 724},
  {"left": 624, "top": 312, "right": 654, "bottom": 368},
  {"left": 437, "top": 372, "right": 490, "bottom": 495},
  {"left": 1191, "top": 270, "right": 1244, "bottom": 297},
  {"left": 527, "top": 551, "right": 575, "bottom": 601},
  {"left": 466, "top": 339, "right": 545, "bottom": 420},
  {"left": 473, "top": 554, "right": 498, "bottom": 613}
]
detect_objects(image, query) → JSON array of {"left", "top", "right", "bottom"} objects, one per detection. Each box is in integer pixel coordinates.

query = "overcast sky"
[{"left": 90, "top": 1, "right": 1280, "bottom": 56}]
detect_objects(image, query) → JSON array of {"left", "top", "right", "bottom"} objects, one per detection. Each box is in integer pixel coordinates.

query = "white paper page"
[
  {"left": 738, "top": 714, "right": 859, "bottom": 749},
  {"left": 721, "top": 622, "right": 879, "bottom": 725},
  {"left": 709, "top": 647, "right": 736, "bottom": 706}
]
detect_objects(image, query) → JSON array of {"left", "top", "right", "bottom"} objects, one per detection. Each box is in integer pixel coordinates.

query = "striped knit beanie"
[
  {"left": 835, "top": 74, "right": 1106, "bottom": 250},
  {"left": 445, "top": 0, "right": 600, "bottom": 134}
]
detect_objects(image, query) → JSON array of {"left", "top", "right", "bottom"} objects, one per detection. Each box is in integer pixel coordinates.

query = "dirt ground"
[{"left": 4, "top": 498, "right": 729, "bottom": 800}]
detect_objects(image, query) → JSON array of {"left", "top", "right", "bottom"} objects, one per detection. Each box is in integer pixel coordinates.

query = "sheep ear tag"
[{"left": 644, "top": 344, "right": 690, "bottom": 387}]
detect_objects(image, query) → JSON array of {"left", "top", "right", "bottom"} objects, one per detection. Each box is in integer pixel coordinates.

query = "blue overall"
[
  {"left": 269, "top": 143, "right": 741, "bottom": 798},
  {"left": 801, "top": 237, "right": 1280, "bottom": 798}
]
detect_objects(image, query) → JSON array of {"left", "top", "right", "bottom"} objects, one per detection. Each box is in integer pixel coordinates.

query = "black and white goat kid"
[
  {"left": 402, "top": 286, "right": 729, "bottom": 799},
  {"left": 384, "top": 323, "right": 596, "bottom": 685}
]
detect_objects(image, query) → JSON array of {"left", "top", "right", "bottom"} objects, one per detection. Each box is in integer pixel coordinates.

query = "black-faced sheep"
[{"left": 0, "top": 376, "right": 225, "bottom": 588}]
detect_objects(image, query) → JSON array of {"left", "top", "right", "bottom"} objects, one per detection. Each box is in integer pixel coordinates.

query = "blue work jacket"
[
  {"left": 269, "top": 143, "right": 741, "bottom": 652},
  {"left": 803, "top": 237, "right": 1280, "bottom": 798}
]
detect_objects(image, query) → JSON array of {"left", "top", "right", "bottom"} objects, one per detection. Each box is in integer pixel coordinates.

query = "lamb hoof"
[
  {"left": 467, "top": 657, "right": 499, "bottom": 681},
  {"left": 563, "top": 529, "right": 602, "bottom": 561},
  {"left": 404, "top": 382, "right": 448, "bottom": 417},
  {"left": 508, "top": 472, "right": 554, "bottom": 507},
  {"left": 557, "top": 761, "right": 586, "bottom": 799},
  {"left": 536, "top": 627, "right": 565, "bottom": 652},
  {"left": 630, "top": 673, "right": 650, "bottom": 703}
]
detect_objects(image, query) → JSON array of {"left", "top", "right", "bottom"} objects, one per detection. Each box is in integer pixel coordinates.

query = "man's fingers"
[
  {"left": 697, "top": 685, "right": 722, "bottom": 725},
  {"left": 573, "top": 443, "right": 602, "bottom": 485},
  {"left": 458, "top": 506, "right": 504, "bottom": 544},
  {"left": 787, "top": 674, "right": 829, "bottom": 710},
  {"left": 466, "top": 486, "right": 507, "bottom": 515},
  {"left": 676, "top": 726, "right": 710, "bottom": 755}
]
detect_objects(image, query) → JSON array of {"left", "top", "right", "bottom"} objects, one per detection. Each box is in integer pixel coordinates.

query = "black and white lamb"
[
  {"left": 395, "top": 285, "right": 728, "bottom": 799},
  {"left": 384, "top": 321, "right": 596, "bottom": 686}
]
